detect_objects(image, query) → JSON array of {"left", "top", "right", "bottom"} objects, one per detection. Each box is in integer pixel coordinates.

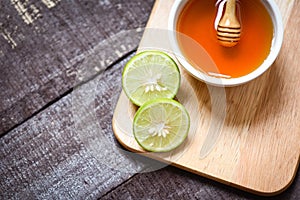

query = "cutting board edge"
[
  {"left": 111, "top": 0, "right": 300, "bottom": 196},
  {"left": 112, "top": 94, "right": 300, "bottom": 196}
]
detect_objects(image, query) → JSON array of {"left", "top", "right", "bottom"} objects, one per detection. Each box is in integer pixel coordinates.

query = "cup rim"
[{"left": 168, "top": 0, "right": 284, "bottom": 87}]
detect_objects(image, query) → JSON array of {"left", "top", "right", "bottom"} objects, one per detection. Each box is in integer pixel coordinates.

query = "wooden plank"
[
  {"left": 0, "top": 54, "right": 150, "bottom": 199},
  {"left": 1, "top": 52, "right": 298, "bottom": 199},
  {"left": 233, "top": 0, "right": 300, "bottom": 192},
  {"left": 101, "top": 165, "right": 300, "bottom": 199},
  {"left": 112, "top": 0, "right": 300, "bottom": 195},
  {"left": 0, "top": 0, "right": 155, "bottom": 135}
]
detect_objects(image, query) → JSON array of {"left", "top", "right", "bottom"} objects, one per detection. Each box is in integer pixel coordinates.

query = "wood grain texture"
[
  {"left": 102, "top": 165, "right": 300, "bottom": 200},
  {"left": 0, "top": 54, "right": 149, "bottom": 199},
  {"left": 1, "top": 51, "right": 298, "bottom": 199},
  {"left": 0, "top": 0, "right": 154, "bottom": 135},
  {"left": 1, "top": 0, "right": 299, "bottom": 199},
  {"left": 113, "top": 0, "right": 300, "bottom": 195}
]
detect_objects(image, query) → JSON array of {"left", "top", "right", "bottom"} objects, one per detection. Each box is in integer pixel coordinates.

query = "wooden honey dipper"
[{"left": 217, "top": 0, "right": 241, "bottom": 47}]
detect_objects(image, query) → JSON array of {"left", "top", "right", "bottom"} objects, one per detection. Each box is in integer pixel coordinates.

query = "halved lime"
[
  {"left": 133, "top": 98, "right": 190, "bottom": 152},
  {"left": 122, "top": 51, "right": 180, "bottom": 106}
]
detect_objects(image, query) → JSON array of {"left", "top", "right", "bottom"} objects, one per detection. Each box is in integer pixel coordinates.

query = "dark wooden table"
[{"left": 0, "top": 0, "right": 299, "bottom": 199}]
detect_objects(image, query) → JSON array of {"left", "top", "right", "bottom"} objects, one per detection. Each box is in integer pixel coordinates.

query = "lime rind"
[
  {"left": 122, "top": 51, "right": 180, "bottom": 106},
  {"left": 133, "top": 98, "right": 190, "bottom": 152}
]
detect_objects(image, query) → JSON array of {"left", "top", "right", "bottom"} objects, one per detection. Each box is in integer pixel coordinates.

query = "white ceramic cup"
[{"left": 168, "top": 0, "right": 284, "bottom": 87}]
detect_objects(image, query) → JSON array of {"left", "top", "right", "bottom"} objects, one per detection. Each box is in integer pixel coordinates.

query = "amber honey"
[{"left": 177, "top": 0, "right": 274, "bottom": 78}]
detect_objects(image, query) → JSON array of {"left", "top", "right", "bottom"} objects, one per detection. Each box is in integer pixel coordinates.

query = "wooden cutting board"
[{"left": 112, "top": 0, "right": 300, "bottom": 196}]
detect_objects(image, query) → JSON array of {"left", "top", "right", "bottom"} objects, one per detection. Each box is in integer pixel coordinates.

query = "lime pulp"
[
  {"left": 122, "top": 51, "right": 180, "bottom": 106},
  {"left": 133, "top": 98, "right": 190, "bottom": 152}
]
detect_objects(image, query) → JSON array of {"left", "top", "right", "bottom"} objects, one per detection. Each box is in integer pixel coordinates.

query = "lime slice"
[
  {"left": 133, "top": 98, "right": 190, "bottom": 152},
  {"left": 122, "top": 51, "right": 180, "bottom": 106}
]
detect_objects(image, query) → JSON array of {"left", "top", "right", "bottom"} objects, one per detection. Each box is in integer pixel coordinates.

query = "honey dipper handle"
[
  {"left": 219, "top": 0, "right": 239, "bottom": 28},
  {"left": 225, "top": 0, "right": 236, "bottom": 17},
  {"left": 217, "top": 0, "right": 241, "bottom": 47}
]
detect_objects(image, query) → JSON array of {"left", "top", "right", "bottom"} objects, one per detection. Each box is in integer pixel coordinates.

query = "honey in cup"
[{"left": 176, "top": 0, "right": 274, "bottom": 78}]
